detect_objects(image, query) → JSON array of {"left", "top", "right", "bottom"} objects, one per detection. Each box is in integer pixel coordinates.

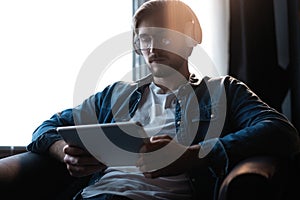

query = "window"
[
  {"left": 0, "top": 0, "right": 132, "bottom": 146},
  {"left": 182, "top": 0, "right": 230, "bottom": 76},
  {"left": 0, "top": 0, "right": 229, "bottom": 147}
]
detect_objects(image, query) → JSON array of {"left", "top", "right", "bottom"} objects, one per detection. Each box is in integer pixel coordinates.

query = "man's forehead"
[{"left": 137, "top": 27, "right": 185, "bottom": 37}]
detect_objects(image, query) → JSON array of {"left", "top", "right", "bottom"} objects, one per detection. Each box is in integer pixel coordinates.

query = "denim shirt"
[{"left": 27, "top": 74, "right": 300, "bottom": 198}]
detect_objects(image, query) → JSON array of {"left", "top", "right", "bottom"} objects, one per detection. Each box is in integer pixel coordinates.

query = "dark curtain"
[
  {"left": 229, "top": 0, "right": 300, "bottom": 132},
  {"left": 289, "top": 1, "right": 300, "bottom": 133}
]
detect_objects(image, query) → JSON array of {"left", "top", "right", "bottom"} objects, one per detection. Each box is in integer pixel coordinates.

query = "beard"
[
  {"left": 149, "top": 63, "right": 175, "bottom": 77},
  {"left": 145, "top": 48, "right": 189, "bottom": 78},
  {"left": 148, "top": 58, "right": 186, "bottom": 78}
]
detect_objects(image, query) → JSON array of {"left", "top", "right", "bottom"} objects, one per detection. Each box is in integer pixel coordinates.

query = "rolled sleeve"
[
  {"left": 27, "top": 130, "right": 62, "bottom": 153},
  {"left": 26, "top": 109, "right": 74, "bottom": 154},
  {"left": 199, "top": 138, "right": 229, "bottom": 177}
]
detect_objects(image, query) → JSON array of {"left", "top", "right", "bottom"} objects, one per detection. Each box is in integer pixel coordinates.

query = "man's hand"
[
  {"left": 136, "top": 134, "right": 207, "bottom": 178},
  {"left": 49, "top": 140, "right": 107, "bottom": 177},
  {"left": 63, "top": 145, "right": 107, "bottom": 177}
]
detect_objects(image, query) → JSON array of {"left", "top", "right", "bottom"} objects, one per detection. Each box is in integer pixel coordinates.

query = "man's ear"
[{"left": 186, "top": 46, "right": 194, "bottom": 57}]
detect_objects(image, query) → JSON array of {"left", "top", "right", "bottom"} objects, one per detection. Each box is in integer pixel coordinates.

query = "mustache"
[{"left": 148, "top": 54, "right": 168, "bottom": 62}]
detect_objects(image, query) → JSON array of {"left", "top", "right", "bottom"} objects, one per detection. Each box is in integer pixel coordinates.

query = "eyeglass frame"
[{"left": 133, "top": 27, "right": 193, "bottom": 54}]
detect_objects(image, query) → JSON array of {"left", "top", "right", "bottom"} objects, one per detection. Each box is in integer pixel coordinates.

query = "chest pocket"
[{"left": 187, "top": 103, "right": 221, "bottom": 144}]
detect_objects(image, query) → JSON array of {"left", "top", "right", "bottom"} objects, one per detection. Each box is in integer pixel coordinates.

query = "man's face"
[{"left": 136, "top": 14, "right": 192, "bottom": 78}]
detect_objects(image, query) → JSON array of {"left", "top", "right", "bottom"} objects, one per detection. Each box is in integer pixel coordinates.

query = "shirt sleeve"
[
  {"left": 26, "top": 82, "right": 125, "bottom": 154},
  {"left": 26, "top": 108, "right": 75, "bottom": 153},
  {"left": 27, "top": 93, "right": 101, "bottom": 154},
  {"left": 199, "top": 76, "right": 300, "bottom": 176},
  {"left": 198, "top": 138, "right": 229, "bottom": 177}
]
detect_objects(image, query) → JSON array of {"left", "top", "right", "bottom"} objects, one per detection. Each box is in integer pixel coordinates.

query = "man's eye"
[
  {"left": 161, "top": 38, "right": 171, "bottom": 45},
  {"left": 140, "top": 36, "right": 151, "bottom": 43}
]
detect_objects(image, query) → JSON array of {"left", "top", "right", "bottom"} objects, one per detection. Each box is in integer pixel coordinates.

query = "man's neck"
[{"left": 153, "top": 70, "right": 190, "bottom": 93}]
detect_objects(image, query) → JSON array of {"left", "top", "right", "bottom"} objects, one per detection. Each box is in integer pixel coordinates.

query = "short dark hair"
[{"left": 132, "top": 0, "right": 202, "bottom": 44}]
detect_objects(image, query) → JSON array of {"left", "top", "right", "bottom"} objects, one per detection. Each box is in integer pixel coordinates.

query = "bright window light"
[
  {"left": 0, "top": 0, "right": 132, "bottom": 146},
  {"left": 0, "top": 0, "right": 228, "bottom": 147},
  {"left": 182, "top": 0, "right": 229, "bottom": 76}
]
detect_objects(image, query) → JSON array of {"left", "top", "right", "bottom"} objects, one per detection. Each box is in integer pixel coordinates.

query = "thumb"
[
  {"left": 143, "top": 165, "right": 171, "bottom": 178},
  {"left": 150, "top": 134, "right": 172, "bottom": 142},
  {"left": 143, "top": 170, "right": 161, "bottom": 179}
]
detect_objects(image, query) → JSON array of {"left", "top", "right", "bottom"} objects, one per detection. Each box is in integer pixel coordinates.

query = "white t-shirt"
[{"left": 81, "top": 83, "right": 192, "bottom": 200}]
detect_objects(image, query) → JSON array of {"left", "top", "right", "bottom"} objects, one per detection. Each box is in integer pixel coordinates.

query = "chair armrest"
[
  {"left": 0, "top": 151, "right": 90, "bottom": 200},
  {"left": 218, "top": 156, "right": 285, "bottom": 200}
]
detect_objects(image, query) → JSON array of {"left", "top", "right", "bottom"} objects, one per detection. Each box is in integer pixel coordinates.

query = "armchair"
[
  {"left": 0, "top": 151, "right": 90, "bottom": 200},
  {"left": 218, "top": 156, "right": 295, "bottom": 200},
  {"left": 0, "top": 151, "right": 297, "bottom": 200}
]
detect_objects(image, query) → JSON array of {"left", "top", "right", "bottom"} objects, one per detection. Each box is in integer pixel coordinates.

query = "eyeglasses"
[{"left": 134, "top": 33, "right": 173, "bottom": 52}]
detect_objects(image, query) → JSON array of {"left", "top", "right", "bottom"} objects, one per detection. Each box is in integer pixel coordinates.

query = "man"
[{"left": 27, "top": 0, "right": 300, "bottom": 199}]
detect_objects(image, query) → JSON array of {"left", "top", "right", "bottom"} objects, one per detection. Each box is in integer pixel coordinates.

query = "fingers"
[
  {"left": 140, "top": 159, "right": 180, "bottom": 178},
  {"left": 136, "top": 154, "right": 158, "bottom": 172},
  {"left": 138, "top": 156, "right": 183, "bottom": 178},
  {"left": 63, "top": 144, "right": 107, "bottom": 177},
  {"left": 66, "top": 162, "right": 106, "bottom": 177},
  {"left": 143, "top": 169, "right": 164, "bottom": 178},
  {"left": 63, "top": 145, "right": 88, "bottom": 156},
  {"left": 140, "top": 141, "right": 167, "bottom": 153},
  {"left": 63, "top": 153, "right": 101, "bottom": 165},
  {"left": 140, "top": 134, "right": 172, "bottom": 153},
  {"left": 150, "top": 134, "right": 173, "bottom": 142},
  {"left": 136, "top": 148, "right": 170, "bottom": 172},
  {"left": 64, "top": 153, "right": 107, "bottom": 177},
  {"left": 137, "top": 139, "right": 192, "bottom": 177}
]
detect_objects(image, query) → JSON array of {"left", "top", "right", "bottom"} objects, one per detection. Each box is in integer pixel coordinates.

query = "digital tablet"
[{"left": 56, "top": 121, "right": 150, "bottom": 168}]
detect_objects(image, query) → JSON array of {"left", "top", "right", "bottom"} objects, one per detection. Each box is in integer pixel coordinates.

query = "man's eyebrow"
[
  {"left": 138, "top": 33, "right": 149, "bottom": 37},
  {"left": 138, "top": 30, "right": 168, "bottom": 37}
]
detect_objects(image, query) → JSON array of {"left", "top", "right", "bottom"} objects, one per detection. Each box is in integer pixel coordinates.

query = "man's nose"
[{"left": 149, "top": 39, "right": 161, "bottom": 53}]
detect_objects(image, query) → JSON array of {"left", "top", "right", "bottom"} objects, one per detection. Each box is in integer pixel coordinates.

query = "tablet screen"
[{"left": 56, "top": 121, "right": 149, "bottom": 167}]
